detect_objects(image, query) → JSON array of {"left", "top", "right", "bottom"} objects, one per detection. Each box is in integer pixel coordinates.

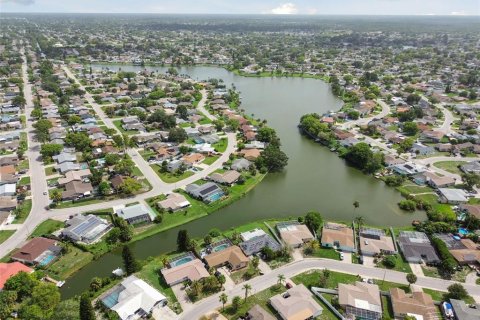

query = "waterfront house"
[
  {"left": 101, "top": 275, "right": 167, "bottom": 320},
  {"left": 238, "top": 148, "right": 261, "bottom": 161},
  {"left": 11, "top": 237, "right": 62, "bottom": 266},
  {"left": 338, "top": 282, "right": 382, "bottom": 320},
  {"left": 435, "top": 234, "right": 480, "bottom": 265},
  {"left": 359, "top": 228, "right": 396, "bottom": 256},
  {"left": 61, "top": 214, "right": 112, "bottom": 244},
  {"left": 161, "top": 258, "right": 209, "bottom": 286},
  {"left": 115, "top": 204, "right": 156, "bottom": 225},
  {"left": 321, "top": 223, "right": 355, "bottom": 252},
  {"left": 239, "top": 229, "right": 281, "bottom": 256},
  {"left": 450, "top": 299, "right": 480, "bottom": 320},
  {"left": 460, "top": 161, "right": 480, "bottom": 174},
  {"left": 276, "top": 221, "right": 315, "bottom": 248},
  {"left": 157, "top": 193, "right": 191, "bottom": 212},
  {"left": 203, "top": 245, "right": 249, "bottom": 271},
  {"left": 424, "top": 172, "right": 456, "bottom": 189},
  {"left": 459, "top": 204, "right": 480, "bottom": 219},
  {"left": 438, "top": 188, "right": 468, "bottom": 204},
  {"left": 269, "top": 284, "right": 323, "bottom": 320},
  {"left": 397, "top": 231, "right": 440, "bottom": 264},
  {"left": 389, "top": 288, "right": 437, "bottom": 320},
  {"left": 231, "top": 158, "right": 251, "bottom": 171},
  {"left": 209, "top": 170, "right": 240, "bottom": 186},
  {"left": 185, "top": 182, "right": 224, "bottom": 203},
  {"left": 391, "top": 162, "right": 425, "bottom": 176},
  {"left": 0, "top": 262, "right": 34, "bottom": 289}
]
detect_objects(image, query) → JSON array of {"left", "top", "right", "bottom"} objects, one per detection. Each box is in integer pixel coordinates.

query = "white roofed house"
[
  {"left": 269, "top": 284, "right": 323, "bottom": 320},
  {"left": 438, "top": 188, "right": 469, "bottom": 204},
  {"left": 100, "top": 275, "right": 167, "bottom": 320},
  {"left": 61, "top": 214, "right": 112, "bottom": 244}
]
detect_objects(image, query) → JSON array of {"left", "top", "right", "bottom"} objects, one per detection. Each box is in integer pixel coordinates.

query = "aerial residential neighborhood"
[{"left": 0, "top": 2, "right": 480, "bottom": 320}]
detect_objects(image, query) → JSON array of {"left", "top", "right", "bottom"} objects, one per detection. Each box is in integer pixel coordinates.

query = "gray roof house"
[
  {"left": 185, "top": 182, "right": 224, "bottom": 203},
  {"left": 438, "top": 188, "right": 469, "bottom": 204},
  {"left": 231, "top": 158, "right": 251, "bottom": 171},
  {"left": 239, "top": 232, "right": 281, "bottom": 256},
  {"left": 450, "top": 299, "right": 480, "bottom": 320},
  {"left": 53, "top": 152, "right": 76, "bottom": 164},
  {"left": 57, "top": 161, "right": 80, "bottom": 174},
  {"left": 460, "top": 161, "right": 480, "bottom": 174},
  {"left": 116, "top": 204, "right": 156, "bottom": 225},
  {"left": 397, "top": 231, "right": 440, "bottom": 264},
  {"left": 61, "top": 214, "right": 112, "bottom": 244},
  {"left": 411, "top": 143, "right": 435, "bottom": 156}
]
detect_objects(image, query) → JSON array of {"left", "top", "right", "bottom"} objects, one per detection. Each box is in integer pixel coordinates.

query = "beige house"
[
  {"left": 204, "top": 246, "right": 249, "bottom": 270},
  {"left": 161, "top": 258, "right": 209, "bottom": 286},
  {"left": 338, "top": 282, "right": 382, "bottom": 320},
  {"left": 390, "top": 288, "right": 438, "bottom": 320},
  {"left": 58, "top": 169, "right": 91, "bottom": 186},
  {"left": 277, "top": 222, "right": 315, "bottom": 248},
  {"left": 321, "top": 223, "right": 355, "bottom": 252},
  {"left": 209, "top": 170, "right": 240, "bottom": 185},
  {"left": 269, "top": 284, "right": 323, "bottom": 320},
  {"left": 157, "top": 193, "right": 191, "bottom": 212},
  {"left": 359, "top": 228, "right": 396, "bottom": 256}
]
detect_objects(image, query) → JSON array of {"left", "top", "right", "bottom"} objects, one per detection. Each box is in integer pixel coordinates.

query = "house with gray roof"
[
  {"left": 450, "top": 299, "right": 480, "bottom": 320},
  {"left": 231, "top": 158, "right": 251, "bottom": 171},
  {"left": 438, "top": 188, "right": 469, "bottom": 204},
  {"left": 57, "top": 161, "right": 80, "bottom": 174},
  {"left": 116, "top": 204, "right": 156, "bottom": 225},
  {"left": 61, "top": 214, "right": 112, "bottom": 244},
  {"left": 397, "top": 231, "right": 440, "bottom": 264},
  {"left": 185, "top": 182, "right": 224, "bottom": 203},
  {"left": 460, "top": 161, "right": 480, "bottom": 174},
  {"left": 239, "top": 230, "right": 281, "bottom": 256},
  {"left": 53, "top": 152, "right": 76, "bottom": 164}
]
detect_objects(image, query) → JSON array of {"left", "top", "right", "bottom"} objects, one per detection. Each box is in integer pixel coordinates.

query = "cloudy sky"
[{"left": 0, "top": 0, "right": 478, "bottom": 15}]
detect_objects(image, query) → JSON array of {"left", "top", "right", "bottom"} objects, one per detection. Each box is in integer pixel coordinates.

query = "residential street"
[
  {"left": 179, "top": 257, "right": 480, "bottom": 320},
  {"left": 341, "top": 99, "right": 391, "bottom": 130}
]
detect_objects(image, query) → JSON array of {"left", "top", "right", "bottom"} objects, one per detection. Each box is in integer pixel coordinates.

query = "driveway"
[
  {"left": 171, "top": 283, "right": 193, "bottom": 312},
  {"left": 291, "top": 248, "right": 304, "bottom": 261},
  {"left": 362, "top": 256, "right": 376, "bottom": 268},
  {"left": 218, "top": 267, "right": 235, "bottom": 291},
  {"left": 341, "top": 252, "right": 352, "bottom": 264},
  {"left": 409, "top": 263, "right": 425, "bottom": 277},
  {"left": 152, "top": 304, "right": 177, "bottom": 320}
]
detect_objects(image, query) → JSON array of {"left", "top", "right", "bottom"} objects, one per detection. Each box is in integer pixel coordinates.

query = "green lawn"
[
  {"left": 151, "top": 166, "right": 195, "bottom": 183},
  {"left": 0, "top": 230, "right": 15, "bottom": 244},
  {"left": 414, "top": 194, "right": 455, "bottom": 216},
  {"left": 221, "top": 285, "right": 285, "bottom": 319},
  {"left": 378, "top": 254, "right": 412, "bottom": 273},
  {"left": 18, "top": 159, "right": 30, "bottom": 171},
  {"left": 136, "top": 255, "right": 182, "bottom": 314},
  {"left": 203, "top": 155, "right": 220, "bottom": 165},
  {"left": 213, "top": 138, "right": 228, "bottom": 153},
  {"left": 54, "top": 198, "right": 107, "bottom": 209},
  {"left": 13, "top": 199, "right": 32, "bottom": 223},
  {"left": 396, "top": 184, "right": 433, "bottom": 195},
  {"left": 112, "top": 119, "right": 139, "bottom": 135},
  {"left": 30, "top": 219, "right": 64, "bottom": 238},
  {"left": 45, "top": 166, "right": 56, "bottom": 176},
  {"left": 45, "top": 246, "right": 93, "bottom": 280},
  {"left": 423, "top": 288, "right": 445, "bottom": 302},
  {"left": 131, "top": 165, "right": 144, "bottom": 177},
  {"left": 293, "top": 270, "right": 360, "bottom": 289},
  {"left": 433, "top": 161, "right": 467, "bottom": 176},
  {"left": 18, "top": 176, "right": 31, "bottom": 186},
  {"left": 308, "top": 248, "right": 341, "bottom": 260}
]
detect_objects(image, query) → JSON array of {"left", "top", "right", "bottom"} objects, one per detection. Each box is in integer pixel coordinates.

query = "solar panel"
[{"left": 199, "top": 184, "right": 218, "bottom": 196}]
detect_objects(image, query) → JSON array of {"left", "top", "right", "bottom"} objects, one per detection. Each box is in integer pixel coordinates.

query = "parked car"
[{"left": 340, "top": 252, "right": 345, "bottom": 260}]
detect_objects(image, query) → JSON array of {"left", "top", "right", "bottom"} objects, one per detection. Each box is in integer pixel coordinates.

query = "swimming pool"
[
  {"left": 207, "top": 192, "right": 224, "bottom": 203},
  {"left": 458, "top": 228, "right": 469, "bottom": 236},
  {"left": 102, "top": 289, "right": 121, "bottom": 308},
  {"left": 38, "top": 254, "right": 56, "bottom": 266},
  {"left": 213, "top": 243, "right": 229, "bottom": 252},
  {"left": 170, "top": 255, "right": 194, "bottom": 267}
]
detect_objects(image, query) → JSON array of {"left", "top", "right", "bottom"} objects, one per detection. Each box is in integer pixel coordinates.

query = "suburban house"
[
  {"left": 185, "top": 182, "right": 224, "bottom": 203},
  {"left": 203, "top": 245, "right": 249, "bottom": 271},
  {"left": 157, "top": 193, "right": 191, "bottom": 212},
  {"left": 389, "top": 288, "right": 438, "bottom": 320},
  {"left": 161, "top": 258, "right": 209, "bottom": 286},
  {"left": 321, "top": 222, "right": 356, "bottom": 252},
  {"left": 238, "top": 148, "right": 261, "bottom": 161},
  {"left": 57, "top": 169, "right": 91, "bottom": 186},
  {"left": 0, "top": 183, "right": 16, "bottom": 196},
  {"left": 438, "top": 188, "right": 469, "bottom": 204},
  {"left": 0, "top": 196, "right": 17, "bottom": 212},
  {"left": 277, "top": 222, "right": 315, "bottom": 248},
  {"left": 269, "top": 284, "right": 323, "bottom": 320},
  {"left": 11, "top": 237, "right": 62, "bottom": 266},
  {"left": 245, "top": 305, "right": 275, "bottom": 320},
  {"left": 450, "top": 299, "right": 480, "bottom": 320},
  {"left": 115, "top": 204, "right": 156, "bottom": 224},
  {"left": 435, "top": 234, "right": 480, "bottom": 265},
  {"left": 424, "top": 172, "right": 456, "bottom": 189},
  {"left": 460, "top": 161, "right": 480, "bottom": 174},
  {"left": 239, "top": 228, "right": 282, "bottom": 256},
  {"left": 61, "top": 214, "right": 112, "bottom": 244},
  {"left": 359, "top": 228, "right": 396, "bottom": 256},
  {"left": 231, "top": 158, "right": 251, "bottom": 171},
  {"left": 0, "top": 262, "right": 34, "bottom": 289},
  {"left": 101, "top": 275, "right": 167, "bottom": 320},
  {"left": 62, "top": 180, "right": 93, "bottom": 200},
  {"left": 209, "top": 170, "right": 240, "bottom": 186},
  {"left": 338, "top": 282, "right": 382, "bottom": 320},
  {"left": 397, "top": 231, "right": 440, "bottom": 264}
]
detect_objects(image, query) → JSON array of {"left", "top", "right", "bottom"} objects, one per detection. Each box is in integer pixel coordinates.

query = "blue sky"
[{"left": 0, "top": 0, "right": 479, "bottom": 15}]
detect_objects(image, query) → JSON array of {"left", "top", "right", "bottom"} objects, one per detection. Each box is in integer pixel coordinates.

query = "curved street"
[{"left": 179, "top": 257, "right": 480, "bottom": 319}]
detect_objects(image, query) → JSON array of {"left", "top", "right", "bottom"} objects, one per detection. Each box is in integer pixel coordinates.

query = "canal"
[{"left": 60, "top": 64, "right": 426, "bottom": 298}]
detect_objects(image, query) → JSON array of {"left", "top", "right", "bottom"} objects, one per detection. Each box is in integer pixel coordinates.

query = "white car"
[{"left": 340, "top": 252, "right": 344, "bottom": 260}]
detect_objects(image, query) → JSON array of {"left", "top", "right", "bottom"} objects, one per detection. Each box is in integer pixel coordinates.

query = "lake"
[{"left": 60, "top": 64, "right": 425, "bottom": 298}]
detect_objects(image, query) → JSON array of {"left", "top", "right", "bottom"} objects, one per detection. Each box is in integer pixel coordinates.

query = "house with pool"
[
  {"left": 101, "top": 275, "right": 167, "bottom": 320},
  {"left": 185, "top": 182, "right": 224, "bottom": 203},
  {"left": 161, "top": 253, "right": 209, "bottom": 287},
  {"left": 203, "top": 244, "right": 249, "bottom": 271},
  {"left": 11, "top": 237, "right": 62, "bottom": 266},
  {"left": 276, "top": 221, "right": 315, "bottom": 248}
]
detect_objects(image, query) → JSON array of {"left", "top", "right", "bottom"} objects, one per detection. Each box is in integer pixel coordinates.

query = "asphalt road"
[{"left": 179, "top": 257, "right": 480, "bottom": 319}]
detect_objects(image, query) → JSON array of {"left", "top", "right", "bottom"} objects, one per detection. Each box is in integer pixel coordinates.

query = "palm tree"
[
  {"left": 191, "top": 280, "right": 201, "bottom": 296},
  {"left": 242, "top": 284, "right": 252, "bottom": 302},
  {"left": 354, "top": 216, "right": 365, "bottom": 230},
  {"left": 219, "top": 293, "right": 228, "bottom": 311},
  {"left": 277, "top": 274, "right": 286, "bottom": 286},
  {"left": 352, "top": 201, "right": 360, "bottom": 219}
]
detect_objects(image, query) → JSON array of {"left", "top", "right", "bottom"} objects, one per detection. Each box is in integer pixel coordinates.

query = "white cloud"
[
  {"left": 0, "top": 0, "right": 35, "bottom": 4},
  {"left": 270, "top": 3, "right": 298, "bottom": 15},
  {"left": 450, "top": 11, "right": 467, "bottom": 15}
]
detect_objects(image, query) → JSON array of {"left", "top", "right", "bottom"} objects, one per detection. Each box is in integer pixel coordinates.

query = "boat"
[
  {"left": 442, "top": 301, "right": 454, "bottom": 319},
  {"left": 112, "top": 267, "right": 125, "bottom": 277}
]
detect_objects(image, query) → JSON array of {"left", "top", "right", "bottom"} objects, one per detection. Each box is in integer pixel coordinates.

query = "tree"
[
  {"left": 226, "top": 118, "right": 240, "bottom": 131},
  {"left": 118, "top": 177, "right": 142, "bottom": 195},
  {"left": 256, "top": 127, "right": 277, "bottom": 143},
  {"left": 168, "top": 127, "right": 188, "bottom": 143},
  {"left": 345, "top": 143, "right": 383, "bottom": 173},
  {"left": 31, "top": 282, "right": 61, "bottom": 313},
  {"left": 98, "top": 181, "right": 112, "bottom": 196},
  {"left": 0, "top": 290, "right": 17, "bottom": 319},
  {"left": 12, "top": 94, "right": 26, "bottom": 107},
  {"left": 277, "top": 274, "right": 286, "bottom": 285},
  {"left": 51, "top": 189, "right": 62, "bottom": 203},
  {"left": 255, "top": 144, "right": 288, "bottom": 172},
  {"left": 446, "top": 283, "right": 468, "bottom": 300},
  {"left": 105, "top": 153, "right": 121, "bottom": 166},
  {"left": 212, "top": 119, "right": 224, "bottom": 131},
  {"left": 106, "top": 227, "right": 121, "bottom": 244},
  {"left": 40, "top": 143, "right": 63, "bottom": 158},
  {"left": 122, "top": 245, "right": 140, "bottom": 275},
  {"left": 127, "top": 82, "right": 138, "bottom": 91},
  {"left": 403, "top": 122, "right": 419, "bottom": 136},
  {"left": 232, "top": 296, "right": 241, "bottom": 310},
  {"left": 304, "top": 211, "right": 323, "bottom": 234},
  {"left": 354, "top": 216, "right": 364, "bottom": 230},
  {"left": 4, "top": 271, "right": 39, "bottom": 300},
  {"left": 382, "top": 255, "right": 396, "bottom": 268},
  {"left": 51, "top": 298, "right": 80, "bottom": 320},
  {"left": 33, "top": 119, "right": 53, "bottom": 142},
  {"left": 353, "top": 201, "right": 360, "bottom": 217},
  {"left": 242, "top": 283, "right": 251, "bottom": 302},
  {"left": 398, "top": 200, "right": 416, "bottom": 211},
  {"left": 79, "top": 293, "right": 96, "bottom": 320},
  {"left": 67, "top": 115, "right": 82, "bottom": 126},
  {"left": 251, "top": 256, "right": 260, "bottom": 270},
  {"left": 462, "top": 173, "right": 480, "bottom": 191},
  {"left": 406, "top": 273, "right": 417, "bottom": 288},
  {"left": 18, "top": 304, "right": 45, "bottom": 320},
  {"left": 89, "top": 277, "right": 103, "bottom": 292},
  {"left": 219, "top": 293, "right": 228, "bottom": 311},
  {"left": 65, "top": 132, "right": 91, "bottom": 152},
  {"left": 114, "top": 159, "right": 135, "bottom": 176},
  {"left": 176, "top": 104, "right": 189, "bottom": 120},
  {"left": 177, "top": 229, "right": 191, "bottom": 251}
]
